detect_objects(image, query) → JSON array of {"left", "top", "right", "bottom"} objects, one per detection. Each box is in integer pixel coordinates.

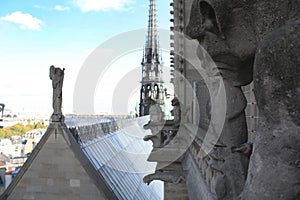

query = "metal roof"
[{"left": 65, "top": 117, "right": 163, "bottom": 200}]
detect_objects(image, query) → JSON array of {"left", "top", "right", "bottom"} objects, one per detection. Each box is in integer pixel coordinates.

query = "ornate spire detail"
[
  {"left": 139, "top": 0, "right": 164, "bottom": 116},
  {"left": 145, "top": 0, "right": 160, "bottom": 64}
]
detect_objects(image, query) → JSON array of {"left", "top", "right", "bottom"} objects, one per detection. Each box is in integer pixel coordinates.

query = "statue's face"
[
  {"left": 56, "top": 69, "right": 63, "bottom": 76},
  {"left": 186, "top": 0, "right": 257, "bottom": 68},
  {"left": 185, "top": 0, "right": 257, "bottom": 85}
]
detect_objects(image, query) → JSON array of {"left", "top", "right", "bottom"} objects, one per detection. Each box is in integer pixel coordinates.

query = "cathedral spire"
[
  {"left": 145, "top": 0, "right": 159, "bottom": 64},
  {"left": 139, "top": 0, "right": 164, "bottom": 116}
]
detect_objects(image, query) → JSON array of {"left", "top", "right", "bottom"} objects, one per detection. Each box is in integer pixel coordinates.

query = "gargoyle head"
[
  {"left": 185, "top": 0, "right": 257, "bottom": 86},
  {"left": 143, "top": 175, "right": 154, "bottom": 185}
]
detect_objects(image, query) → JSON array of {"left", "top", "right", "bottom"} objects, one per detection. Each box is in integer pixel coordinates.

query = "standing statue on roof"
[{"left": 50, "top": 65, "right": 65, "bottom": 122}]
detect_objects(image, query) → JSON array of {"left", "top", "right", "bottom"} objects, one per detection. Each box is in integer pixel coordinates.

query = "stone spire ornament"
[
  {"left": 139, "top": 0, "right": 165, "bottom": 116},
  {"left": 49, "top": 65, "right": 65, "bottom": 122}
]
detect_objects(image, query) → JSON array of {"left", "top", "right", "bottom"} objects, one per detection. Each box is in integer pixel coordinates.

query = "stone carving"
[
  {"left": 143, "top": 97, "right": 166, "bottom": 147},
  {"left": 50, "top": 65, "right": 65, "bottom": 122},
  {"left": 185, "top": 0, "right": 300, "bottom": 199},
  {"left": 186, "top": 1, "right": 252, "bottom": 198},
  {"left": 144, "top": 97, "right": 181, "bottom": 148},
  {"left": 171, "top": 97, "right": 181, "bottom": 128},
  {"left": 144, "top": 127, "right": 178, "bottom": 148},
  {"left": 144, "top": 97, "right": 164, "bottom": 126},
  {"left": 143, "top": 134, "right": 161, "bottom": 148},
  {"left": 231, "top": 143, "right": 252, "bottom": 158},
  {"left": 143, "top": 170, "right": 187, "bottom": 185},
  {"left": 241, "top": 18, "right": 300, "bottom": 200}
]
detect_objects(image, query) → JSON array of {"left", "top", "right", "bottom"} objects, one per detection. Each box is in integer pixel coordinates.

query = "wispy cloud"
[
  {"left": 1, "top": 11, "right": 43, "bottom": 30},
  {"left": 33, "top": 4, "right": 43, "bottom": 9},
  {"left": 74, "top": 0, "right": 134, "bottom": 12},
  {"left": 54, "top": 5, "right": 70, "bottom": 11}
]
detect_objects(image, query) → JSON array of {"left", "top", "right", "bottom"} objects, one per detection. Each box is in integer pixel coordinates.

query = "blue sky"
[{"left": 0, "top": 0, "right": 172, "bottom": 115}]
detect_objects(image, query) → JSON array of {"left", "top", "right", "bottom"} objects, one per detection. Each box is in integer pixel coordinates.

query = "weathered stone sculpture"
[
  {"left": 143, "top": 97, "right": 165, "bottom": 139},
  {"left": 143, "top": 97, "right": 164, "bottom": 126},
  {"left": 143, "top": 170, "right": 187, "bottom": 185},
  {"left": 49, "top": 65, "right": 65, "bottom": 122},
  {"left": 185, "top": 0, "right": 299, "bottom": 199},
  {"left": 186, "top": 1, "right": 253, "bottom": 198},
  {"left": 241, "top": 19, "right": 300, "bottom": 200},
  {"left": 171, "top": 97, "right": 181, "bottom": 128},
  {"left": 143, "top": 97, "right": 173, "bottom": 148}
]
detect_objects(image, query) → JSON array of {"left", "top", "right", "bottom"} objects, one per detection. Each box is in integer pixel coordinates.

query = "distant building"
[{"left": 0, "top": 139, "right": 14, "bottom": 157}]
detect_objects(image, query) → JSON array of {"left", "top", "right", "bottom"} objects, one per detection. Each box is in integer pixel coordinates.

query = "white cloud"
[
  {"left": 33, "top": 5, "right": 42, "bottom": 8},
  {"left": 74, "top": 0, "right": 134, "bottom": 12},
  {"left": 54, "top": 5, "right": 70, "bottom": 11},
  {"left": 1, "top": 11, "right": 42, "bottom": 30}
]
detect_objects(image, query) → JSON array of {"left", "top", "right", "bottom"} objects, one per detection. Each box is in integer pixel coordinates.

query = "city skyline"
[{"left": 0, "top": 0, "right": 171, "bottom": 115}]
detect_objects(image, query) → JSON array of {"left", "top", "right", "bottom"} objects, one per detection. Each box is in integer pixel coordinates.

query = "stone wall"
[{"left": 167, "top": 0, "right": 300, "bottom": 199}]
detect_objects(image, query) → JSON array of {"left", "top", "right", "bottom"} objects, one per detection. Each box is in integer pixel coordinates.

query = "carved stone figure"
[
  {"left": 171, "top": 97, "right": 181, "bottom": 128},
  {"left": 185, "top": 0, "right": 300, "bottom": 199},
  {"left": 186, "top": 1, "right": 252, "bottom": 198},
  {"left": 148, "top": 98, "right": 164, "bottom": 123},
  {"left": 143, "top": 170, "right": 187, "bottom": 185},
  {"left": 49, "top": 65, "right": 65, "bottom": 122},
  {"left": 231, "top": 143, "right": 252, "bottom": 158},
  {"left": 143, "top": 97, "right": 164, "bottom": 129}
]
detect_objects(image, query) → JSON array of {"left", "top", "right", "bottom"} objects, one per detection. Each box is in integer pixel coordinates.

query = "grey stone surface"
[
  {"left": 185, "top": 0, "right": 253, "bottom": 198},
  {"left": 241, "top": 19, "right": 300, "bottom": 200},
  {"left": 181, "top": 0, "right": 299, "bottom": 199},
  {"left": 171, "top": 97, "right": 181, "bottom": 128},
  {"left": 164, "top": 181, "right": 189, "bottom": 200},
  {"left": 1, "top": 123, "right": 110, "bottom": 200},
  {"left": 184, "top": 152, "right": 217, "bottom": 200},
  {"left": 144, "top": 170, "right": 187, "bottom": 185}
]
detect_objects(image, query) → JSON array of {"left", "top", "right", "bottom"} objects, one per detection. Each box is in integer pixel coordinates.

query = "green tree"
[{"left": 0, "top": 122, "right": 48, "bottom": 139}]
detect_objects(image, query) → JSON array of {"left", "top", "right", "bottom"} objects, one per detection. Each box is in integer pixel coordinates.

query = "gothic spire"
[
  {"left": 139, "top": 0, "right": 164, "bottom": 116},
  {"left": 145, "top": 0, "right": 159, "bottom": 63}
]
